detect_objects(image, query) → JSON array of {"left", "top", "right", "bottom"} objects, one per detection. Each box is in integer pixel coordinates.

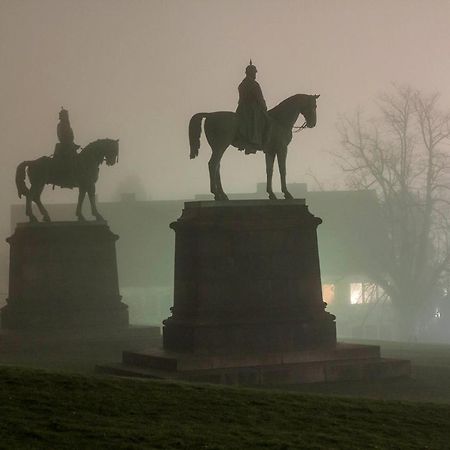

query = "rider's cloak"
[{"left": 236, "top": 76, "right": 269, "bottom": 153}]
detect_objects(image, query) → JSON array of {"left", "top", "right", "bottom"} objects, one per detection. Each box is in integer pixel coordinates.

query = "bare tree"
[{"left": 337, "top": 85, "right": 450, "bottom": 339}]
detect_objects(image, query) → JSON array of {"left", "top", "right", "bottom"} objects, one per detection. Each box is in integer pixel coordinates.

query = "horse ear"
[{"left": 314, "top": 94, "right": 320, "bottom": 99}]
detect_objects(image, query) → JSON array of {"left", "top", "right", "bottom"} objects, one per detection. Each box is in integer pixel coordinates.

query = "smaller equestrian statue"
[
  {"left": 189, "top": 61, "right": 319, "bottom": 200},
  {"left": 15, "top": 108, "right": 119, "bottom": 222}
]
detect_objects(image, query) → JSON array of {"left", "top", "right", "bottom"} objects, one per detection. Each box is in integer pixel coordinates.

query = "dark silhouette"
[
  {"left": 189, "top": 93, "right": 320, "bottom": 201},
  {"left": 235, "top": 60, "right": 269, "bottom": 154},
  {"left": 107, "top": 200, "right": 410, "bottom": 384},
  {"left": 16, "top": 138, "right": 119, "bottom": 222},
  {"left": 3, "top": 221, "right": 129, "bottom": 330},
  {"left": 52, "top": 107, "right": 81, "bottom": 187}
]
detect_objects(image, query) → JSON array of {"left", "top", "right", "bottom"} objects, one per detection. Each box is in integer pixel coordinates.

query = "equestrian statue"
[
  {"left": 189, "top": 60, "right": 319, "bottom": 200},
  {"left": 15, "top": 108, "right": 119, "bottom": 222}
]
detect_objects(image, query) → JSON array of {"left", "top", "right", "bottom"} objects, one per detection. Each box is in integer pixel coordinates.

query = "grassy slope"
[{"left": 0, "top": 367, "right": 449, "bottom": 449}]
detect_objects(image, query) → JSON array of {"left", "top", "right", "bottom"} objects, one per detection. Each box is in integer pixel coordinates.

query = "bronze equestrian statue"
[
  {"left": 189, "top": 61, "right": 319, "bottom": 201},
  {"left": 15, "top": 109, "right": 119, "bottom": 222}
]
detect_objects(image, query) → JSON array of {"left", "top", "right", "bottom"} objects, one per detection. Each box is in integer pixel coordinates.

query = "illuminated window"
[
  {"left": 350, "top": 283, "right": 379, "bottom": 304},
  {"left": 322, "top": 284, "right": 335, "bottom": 305},
  {"left": 350, "top": 283, "right": 363, "bottom": 304}
]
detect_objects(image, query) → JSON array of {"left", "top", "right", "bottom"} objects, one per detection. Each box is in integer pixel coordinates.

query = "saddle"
[
  {"left": 233, "top": 107, "right": 272, "bottom": 155},
  {"left": 234, "top": 116, "right": 273, "bottom": 155},
  {"left": 50, "top": 143, "right": 80, "bottom": 188}
]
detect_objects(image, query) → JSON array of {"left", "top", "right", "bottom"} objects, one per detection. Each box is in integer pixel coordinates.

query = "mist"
[
  {"left": 3, "top": 4, "right": 450, "bottom": 445},
  {"left": 2, "top": 0, "right": 450, "bottom": 337},
  {"left": 2, "top": 0, "right": 450, "bottom": 202}
]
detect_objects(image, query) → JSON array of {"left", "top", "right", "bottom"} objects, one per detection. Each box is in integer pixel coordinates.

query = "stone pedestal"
[
  {"left": 99, "top": 201, "right": 410, "bottom": 384},
  {"left": 1, "top": 222, "right": 128, "bottom": 330},
  {"left": 163, "top": 200, "right": 336, "bottom": 354}
]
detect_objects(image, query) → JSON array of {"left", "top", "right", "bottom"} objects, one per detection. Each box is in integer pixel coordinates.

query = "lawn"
[{"left": 0, "top": 366, "right": 449, "bottom": 449}]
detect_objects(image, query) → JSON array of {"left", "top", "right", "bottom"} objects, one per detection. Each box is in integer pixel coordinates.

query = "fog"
[
  {"left": 2, "top": 1, "right": 450, "bottom": 204},
  {"left": 1, "top": 0, "right": 450, "bottom": 329}
]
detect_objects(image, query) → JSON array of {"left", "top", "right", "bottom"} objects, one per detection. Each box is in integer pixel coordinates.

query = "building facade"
[{"left": 9, "top": 184, "right": 392, "bottom": 337}]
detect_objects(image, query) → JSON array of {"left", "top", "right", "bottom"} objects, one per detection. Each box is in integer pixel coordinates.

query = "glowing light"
[
  {"left": 322, "top": 284, "right": 335, "bottom": 304},
  {"left": 350, "top": 283, "right": 363, "bottom": 304}
]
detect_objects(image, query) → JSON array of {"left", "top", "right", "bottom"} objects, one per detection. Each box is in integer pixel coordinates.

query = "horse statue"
[
  {"left": 189, "top": 93, "right": 319, "bottom": 200},
  {"left": 15, "top": 138, "right": 119, "bottom": 222}
]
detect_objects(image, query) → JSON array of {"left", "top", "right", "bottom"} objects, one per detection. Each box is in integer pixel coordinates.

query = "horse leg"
[
  {"left": 277, "top": 147, "right": 293, "bottom": 200},
  {"left": 208, "top": 147, "right": 228, "bottom": 201},
  {"left": 25, "top": 192, "right": 38, "bottom": 222},
  {"left": 208, "top": 153, "right": 217, "bottom": 197},
  {"left": 76, "top": 187, "right": 87, "bottom": 221},
  {"left": 265, "top": 151, "right": 277, "bottom": 200},
  {"left": 33, "top": 184, "right": 51, "bottom": 222},
  {"left": 216, "top": 162, "right": 229, "bottom": 201},
  {"left": 88, "top": 184, "right": 104, "bottom": 221}
]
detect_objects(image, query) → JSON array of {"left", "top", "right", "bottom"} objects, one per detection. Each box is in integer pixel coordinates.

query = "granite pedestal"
[
  {"left": 100, "top": 201, "right": 410, "bottom": 384},
  {"left": 163, "top": 199, "right": 336, "bottom": 354},
  {"left": 1, "top": 221, "right": 128, "bottom": 330}
]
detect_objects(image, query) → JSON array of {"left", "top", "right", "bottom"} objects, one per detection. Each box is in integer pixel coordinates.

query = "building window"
[
  {"left": 322, "top": 284, "right": 335, "bottom": 305},
  {"left": 350, "top": 282, "right": 379, "bottom": 304}
]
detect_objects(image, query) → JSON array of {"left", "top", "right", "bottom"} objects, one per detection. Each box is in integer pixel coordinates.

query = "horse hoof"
[
  {"left": 29, "top": 216, "right": 38, "bottom": 223},
  {"left": 284, "top": 192, "right": 294, "bottom": 200},
  {"left": 77, "top": 215, "right": 86, "bottom": 222},
  {"left": 214, "top": 194, "right": 229, "bottom": 201},
  {"left": 95, "top": 215, "right": 105, "bottom": 222},
  {"left": 268, "top": 193, "right": 278, "bottom": 200},
  {"left": 43, "top": 216, "right": 51, "bottom": 223}
]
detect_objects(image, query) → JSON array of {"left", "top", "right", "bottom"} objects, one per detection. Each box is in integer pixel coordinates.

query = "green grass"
[{"left": 0, "top": 366, "right": 449, "bottom": 449}]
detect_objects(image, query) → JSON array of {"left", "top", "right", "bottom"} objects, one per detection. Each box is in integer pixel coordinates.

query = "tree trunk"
[{"left": 392, "top": 302, "right": 421, "bottom": 342}]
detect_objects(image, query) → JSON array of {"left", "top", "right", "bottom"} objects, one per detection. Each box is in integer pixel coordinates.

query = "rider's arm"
[{"left": 254, "top": 82, "right": 267, "bottom": 111}]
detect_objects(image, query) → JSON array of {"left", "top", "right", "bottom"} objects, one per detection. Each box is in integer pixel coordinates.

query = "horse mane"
[
  {"left": 268, "top": 94, "right": 309, "bottom": 124},
  {"left": 80, "top": 138, "right": 114, "bottom": 155}
]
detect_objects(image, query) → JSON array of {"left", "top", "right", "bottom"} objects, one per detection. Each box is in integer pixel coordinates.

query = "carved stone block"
[
  {"left": 163, "top": 200, "right": 336, "bottom": 354},
  {"left": 1, "top": 222, "right": 128, "bottom": 330}
]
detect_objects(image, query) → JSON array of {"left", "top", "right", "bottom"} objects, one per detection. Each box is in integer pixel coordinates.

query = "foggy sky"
[{"left": 1, "top": 0, "right": 450, "bottom": 215}]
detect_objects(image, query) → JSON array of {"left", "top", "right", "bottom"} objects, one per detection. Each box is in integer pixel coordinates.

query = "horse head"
[
  {"left": 302, "top": 94, "right": 320, "bottom": 128},
  {"left": 103, "top": 139, "right": 120, "bottom": 166},
  {"left": 81, "top": 138, "right": 120, "bottom": 166},
  {"left": 268, "top": 94, "right": 320, "bottom": 131}
]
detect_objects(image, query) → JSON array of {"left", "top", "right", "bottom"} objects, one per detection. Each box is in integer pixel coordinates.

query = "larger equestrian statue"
[{"left": 189, "top": 61, "right": 319, "bottom": 200}]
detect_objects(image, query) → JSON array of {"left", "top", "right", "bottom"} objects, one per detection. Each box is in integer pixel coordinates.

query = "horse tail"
[
  {"left": 189, "top": 113, "right": 208, "bottom": 159},
  {"left": 16, "top": 161, "right": 31, "bottom": 198}
]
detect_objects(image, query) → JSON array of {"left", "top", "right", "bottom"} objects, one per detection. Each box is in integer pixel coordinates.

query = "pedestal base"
[
  {"left": 2, "top": 221, "right": 128, "bottom": 330},
  {"left": 99, "top": 201, "right": 410, "bottom": 384},
  {"left": 164, "top": 200, "right": 336, "bottom": 355},
  {"left": 98, "top": 343, "right": 411, "bottom": 385},
  {"left": 1, "top": 301, "right": 128, "bottom": 330},
  {"left": 163, "top": 317, "right": 336, "bottom": 354}
]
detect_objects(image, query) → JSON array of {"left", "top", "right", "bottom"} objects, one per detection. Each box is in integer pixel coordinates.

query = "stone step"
[
  {"left": 97, "top": 356, "right": 410, "bottom": 385},
  {"left": 123, "top": 350, "right": 178, "bottom": 371},
  {"left": 121, "top": 342, "right": 381, "bottom": 372}
]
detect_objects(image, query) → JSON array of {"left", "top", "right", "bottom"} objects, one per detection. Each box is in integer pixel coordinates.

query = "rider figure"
[
  {"left": 53, "top": 107, "right": 80, "bottom": 187},
  {"left": 236, "top": 60, "right": 269, "bottom": 154}
]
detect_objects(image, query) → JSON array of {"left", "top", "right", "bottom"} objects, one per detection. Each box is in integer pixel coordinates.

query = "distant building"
[{"left": 10, "top": 184, "right": 393, "bottom": 337}]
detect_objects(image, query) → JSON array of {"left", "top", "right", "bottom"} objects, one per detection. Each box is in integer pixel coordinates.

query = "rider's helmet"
[
  {"left": 59, "top": 107, "right": 69, "bottom": 121},
  {"left": 245, "top": 59, "right": 257, "bottom": 76}
]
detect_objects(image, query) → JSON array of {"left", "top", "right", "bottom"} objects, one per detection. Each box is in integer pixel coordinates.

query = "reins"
[{"left": 293, "top": 121, "right": 307, "bottom": 133}]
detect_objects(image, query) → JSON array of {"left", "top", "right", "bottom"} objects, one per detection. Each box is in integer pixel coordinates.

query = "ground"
[
  {"left": 2, "top": 331, "right": 450, "bottom": 403},
  {"left": 2, "top": 333, "right": 450, "bottom": 448},
  {"left": 1, "top": 365, "right": 450, "bottom": 449}
]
